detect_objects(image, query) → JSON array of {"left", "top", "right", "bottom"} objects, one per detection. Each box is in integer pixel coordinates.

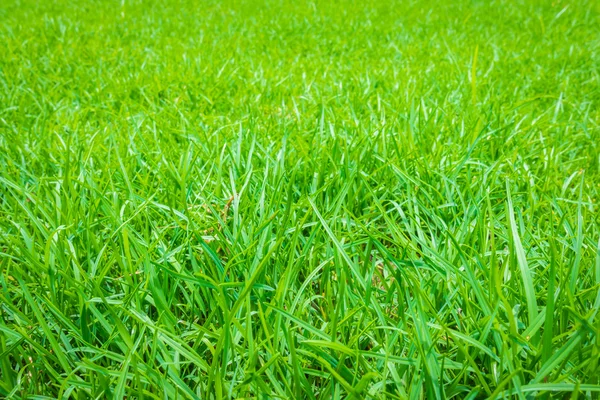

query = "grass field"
[{"left": 1, "top": 0, "right": 600, "bottom": 398}]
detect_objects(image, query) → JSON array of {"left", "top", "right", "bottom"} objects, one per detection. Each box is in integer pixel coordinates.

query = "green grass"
[{"left": 1, "top": 0, "right": 600, "bottom": 398}]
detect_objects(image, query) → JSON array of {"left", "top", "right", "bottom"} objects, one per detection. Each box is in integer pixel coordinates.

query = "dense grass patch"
[{"left": 1, "top": 0, "right": 600, "bottom": 398}]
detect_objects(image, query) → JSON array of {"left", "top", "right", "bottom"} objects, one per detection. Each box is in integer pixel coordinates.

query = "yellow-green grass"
[{"left": 1, "top": 0, "right": 599, "bottom": 398}]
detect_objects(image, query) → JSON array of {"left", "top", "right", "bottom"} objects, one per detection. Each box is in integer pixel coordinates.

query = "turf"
[{"left": 1, "top": 0, "right": 600, "bottom": 398}]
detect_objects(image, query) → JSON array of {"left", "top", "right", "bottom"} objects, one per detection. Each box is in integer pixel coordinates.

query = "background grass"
[{"left": 1, "top": 0, "right": 600, "bottom": 398}]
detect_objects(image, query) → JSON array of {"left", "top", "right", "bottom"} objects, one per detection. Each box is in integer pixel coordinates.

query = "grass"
[{"left": 0, "top": 0, "right": 599, "bottom": 398}]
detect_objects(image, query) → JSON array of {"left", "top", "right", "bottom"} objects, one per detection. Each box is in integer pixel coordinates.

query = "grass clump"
[{"left": 1, "top": 0, "right": 600, "bottom": 398}]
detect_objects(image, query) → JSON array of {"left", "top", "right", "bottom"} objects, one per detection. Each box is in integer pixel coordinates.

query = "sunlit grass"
[{"left": 1, "top": 0, "right": 599, "bottom": 398}]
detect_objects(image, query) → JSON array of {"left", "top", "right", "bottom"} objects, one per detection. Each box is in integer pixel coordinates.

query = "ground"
[{"left": 0, "top": 0, "right": 599, "bottom": 398}]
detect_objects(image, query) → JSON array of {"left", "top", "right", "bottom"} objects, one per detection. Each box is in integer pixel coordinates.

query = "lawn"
[{"left": 1, "top": 0, "right": 599, "bottom": 398}]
